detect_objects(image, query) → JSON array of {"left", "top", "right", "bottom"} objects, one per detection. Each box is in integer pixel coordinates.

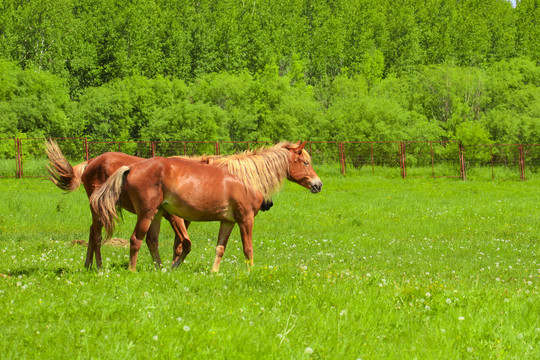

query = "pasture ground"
[{"left": 0, "top": 170, "right": 538, "bottom": 359}]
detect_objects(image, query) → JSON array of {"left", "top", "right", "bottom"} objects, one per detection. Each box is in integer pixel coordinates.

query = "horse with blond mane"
[
  {"left": 90, "top": 141, "right": 322, "bottom": 272},
  {"left": 46, "top": 140, "right": 275, "bottom": 270}
]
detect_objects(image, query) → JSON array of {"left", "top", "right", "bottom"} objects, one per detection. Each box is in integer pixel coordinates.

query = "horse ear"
[{"left": 296, "top": 141, "right": 307, "bottom": 154}]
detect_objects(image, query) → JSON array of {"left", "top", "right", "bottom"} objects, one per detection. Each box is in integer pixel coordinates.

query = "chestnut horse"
[
  {"left": 46, "top": 141, "right": 191, "bottom": 269},
  {"left": 46, "top": 140, "right": 273, "bottom": 269},
  {"left": 90, "top": 141, "right": 322, "bottom": 272}
]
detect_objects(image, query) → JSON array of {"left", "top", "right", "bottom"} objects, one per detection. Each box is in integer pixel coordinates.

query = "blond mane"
[{"left": 210, "top": 142, "right": 311, "bottom": 200}]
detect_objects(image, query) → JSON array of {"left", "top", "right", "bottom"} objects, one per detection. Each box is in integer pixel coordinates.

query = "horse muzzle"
[{"left": 310, "top": 179, "right": 323, "bottom": 193}]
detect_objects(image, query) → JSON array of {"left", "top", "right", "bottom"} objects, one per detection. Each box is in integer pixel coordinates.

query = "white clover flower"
[
  {"left": 153, "top": 336, "right": 158, "bottom": 341},
  {"left": 446, "top": 299, "right": 452, "bottom": 304},
  {"left": 304, "top": 347, "right": 314, "bottom": 355},
  {"left": 458, "top": 316, "right": 465, "bottom": 321},
  {"left": 183, "top": 325, "right": 190, "bottom": 332}
]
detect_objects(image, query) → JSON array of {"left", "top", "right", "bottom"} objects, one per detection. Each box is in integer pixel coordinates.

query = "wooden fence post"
[
  {"left": 490, "top": 145, "right": 494, "bottom": 181},
  {"left": 519, "top": 144, "right": 525, "bottom": 181},
  {"left": 459, "top": 142, "right": 466, "bottom": 181},
  {"left": 339, "top": 142, "right": 346, "bottom": 175},
  {"left": 430, "top": 141, "right": 435, "bottom": 178},
  {"left": 84, "top": 138, "right": 89, "bottom": 161},
  {"left": 399, "top": 142, "right": 406, "bottom": 179},
  {"left": 370, "top": 142, "right": 375, "bottom": 175},
  {"left": 16, "top": 138, "right": 22, "bottom": 179}
]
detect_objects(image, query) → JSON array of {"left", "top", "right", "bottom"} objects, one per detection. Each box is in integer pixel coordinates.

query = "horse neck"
[{"left": 216, "top": 147, "right": 290, "bottom": 199}]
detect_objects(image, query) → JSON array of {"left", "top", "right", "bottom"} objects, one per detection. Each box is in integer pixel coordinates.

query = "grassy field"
[{"left": 0, "top": 170, "right": 538, "bottom": 359}]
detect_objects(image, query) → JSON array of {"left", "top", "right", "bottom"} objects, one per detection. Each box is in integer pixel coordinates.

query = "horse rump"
[{"left": 89, "top": 165, "right": 131, "bottom": 240}]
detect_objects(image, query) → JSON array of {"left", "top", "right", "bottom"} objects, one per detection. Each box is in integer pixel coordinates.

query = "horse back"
[{"left": 126, "top": 157, "right": 263, "bottom": 222}]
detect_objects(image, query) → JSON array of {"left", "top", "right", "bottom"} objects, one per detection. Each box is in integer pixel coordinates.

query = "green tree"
[
  {"left": 141, "top": 100, "right": 227, "bottom": 141},
  {"left": 0, "top": 59, "right": 72, "bottom": 138},
  {"left": 417, "top": 0, "right": 456, "bottom": 64},
  {"left": 73, "top": 75, "right": 188, "bottom": 141},
  {"left": 515, "top": 0, "right": 540, "bottom": 62},
  {"left": 406, "top": 63, "right": 488, "bottom": 139},
  {"left": 484, "top": 57, "right": 540, "bottom": 144}
]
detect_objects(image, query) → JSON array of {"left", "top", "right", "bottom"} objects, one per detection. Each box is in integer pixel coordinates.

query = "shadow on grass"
[
  {"left": 4, "top": 258, "right": 134, "bottom": 276},
  {"left": 5, "top": 266, "right": 73, "bottom": 277}
]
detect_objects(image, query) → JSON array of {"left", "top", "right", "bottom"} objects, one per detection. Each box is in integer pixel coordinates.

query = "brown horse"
[
  {"left": 46, "top": 141, "right": 191, "bottom": 269},
  {"left": 90, "top": 141, "right": 322, "bottom": 272},
  {"left": 46, "top": 141, "right": 274, "bottom": 269}
]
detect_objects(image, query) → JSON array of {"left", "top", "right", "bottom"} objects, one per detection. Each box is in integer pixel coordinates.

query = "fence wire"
[{"left": 0, "top": 138, "right": 538, "bottom": 181}]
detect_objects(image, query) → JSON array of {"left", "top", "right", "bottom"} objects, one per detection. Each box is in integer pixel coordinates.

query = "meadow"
[{"left": 0, "top": 169, "right": 538, "bottom": 359}]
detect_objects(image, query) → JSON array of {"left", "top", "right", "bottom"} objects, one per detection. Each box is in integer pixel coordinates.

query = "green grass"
[{"left": 0, "top": 173, "right": 539, "bottom": 359}]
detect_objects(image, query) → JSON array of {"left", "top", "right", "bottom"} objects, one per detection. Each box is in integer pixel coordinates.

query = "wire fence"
[{"left": 0, "top": 137, "right": 538, "bottom": 181}]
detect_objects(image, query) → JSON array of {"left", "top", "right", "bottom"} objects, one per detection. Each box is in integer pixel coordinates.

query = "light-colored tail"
[
  {"left": 45, "top": 140, "right": 88, "bottom": 192},
  {"left": 89, "top": 165, "right": 131, "bottom": 240}
]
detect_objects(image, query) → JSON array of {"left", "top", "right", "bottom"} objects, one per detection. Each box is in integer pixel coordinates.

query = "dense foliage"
[{"left": 0, "top": 0, "right": 539, "bottom": 144}]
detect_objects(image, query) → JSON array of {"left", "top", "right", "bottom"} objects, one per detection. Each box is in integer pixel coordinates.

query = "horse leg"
[
  {"left": 172, "top": 220, "right": 191, "bottom": 268},
  {"left": 129, "top": 215, "right": 155, "bottom": 272},
  {"left": 85, "top": 212, "right": 103, "bottom": 269},
  {"left": 164, "top": 212, "right": 192, "bottom": 269},
  {"left": 145, "top": 214, "right": 163, "bottom": 269},
  {"left": 238, "top": 216, "right": 254, "bottom": 271},
  {"left": 84, "top": 225, "right": 94, "bottom": 269},
  {"left": 211, "top": 221, "right": 235, "bottom": 272}
]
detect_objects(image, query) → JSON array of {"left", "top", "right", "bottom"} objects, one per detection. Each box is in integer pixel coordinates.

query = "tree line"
[{"left": 0, "top": 0, "right": 539, "bottom": 146}]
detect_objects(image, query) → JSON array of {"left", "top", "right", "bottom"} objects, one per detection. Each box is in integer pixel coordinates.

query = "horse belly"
[{"left": 162, "top": 194, "right": 233, "bottom": 222}]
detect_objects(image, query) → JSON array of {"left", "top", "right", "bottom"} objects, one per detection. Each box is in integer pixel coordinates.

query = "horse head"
[{"left": 285, "top": 141, "right": 323, "bottom": 193}]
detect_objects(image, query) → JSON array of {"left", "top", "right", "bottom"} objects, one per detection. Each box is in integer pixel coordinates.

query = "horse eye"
[{"left": 304, "top": 161, "right": 309, "bottom": 166}]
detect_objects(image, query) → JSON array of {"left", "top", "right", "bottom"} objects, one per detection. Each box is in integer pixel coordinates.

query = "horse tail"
[
  {"left": 89, "top": 165, "right": 131, "bottom": 240},
  {"left": 45, "top": 140, "right": 89, "bottom": 192}
]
